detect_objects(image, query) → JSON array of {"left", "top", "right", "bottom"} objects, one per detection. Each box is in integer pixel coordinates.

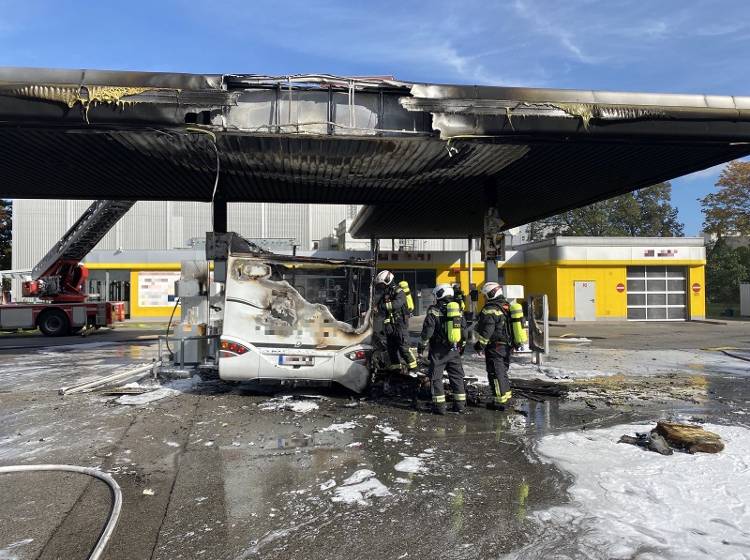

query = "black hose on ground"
[{"left": 165, "top": 297, "right": 181, "bottom": 360}]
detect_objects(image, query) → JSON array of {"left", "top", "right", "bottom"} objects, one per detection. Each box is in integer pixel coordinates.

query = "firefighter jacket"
[
  {"left": 420, "top": 302, "right": 467, "bottom": 351},
  {"left": 375, "top": 284, "right": 408, "bottom": 323},
  {"left": 476, "top": 299, "right": 512, "bottom": 349}
]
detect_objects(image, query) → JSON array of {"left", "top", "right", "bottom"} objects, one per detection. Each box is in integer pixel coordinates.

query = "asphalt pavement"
[{"left": 1, "top": 322, "right": 749, "bottom": 559}]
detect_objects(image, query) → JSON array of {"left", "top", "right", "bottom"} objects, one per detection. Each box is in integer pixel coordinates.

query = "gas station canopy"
[{"left": 1, "top": 67, "right": 749, "bottom": 237}]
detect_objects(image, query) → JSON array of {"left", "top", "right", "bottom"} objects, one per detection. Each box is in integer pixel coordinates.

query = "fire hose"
[{"left": 0, "top": 464, "right": 122, "bottom": 560}]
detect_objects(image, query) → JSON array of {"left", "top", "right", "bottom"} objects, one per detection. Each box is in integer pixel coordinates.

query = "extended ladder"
[{"left": 32, "top": 200, "right": 136, "bottom": 280}]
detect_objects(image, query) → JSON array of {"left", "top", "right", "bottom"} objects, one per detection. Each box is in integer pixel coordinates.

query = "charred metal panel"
[
  {"left": 351, "top": 140, "right": 750, "bottom": 237},
  {"left": 2, "top": 68, "right": 750, "bottom": 238}
]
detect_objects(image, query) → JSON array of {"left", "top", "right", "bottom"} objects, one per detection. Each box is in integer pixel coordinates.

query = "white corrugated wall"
[
  {"left": 266, "top": 203, "right": 309, "bottom": 247},
  {"left": 309, "top": 204, "right": 350, "bottom": 244},
  {"left": 11, "top": 200, "right": 473, "bottom": 277},
  {"left": 228, "top": 203, "right": 263, "bottom": 239}
]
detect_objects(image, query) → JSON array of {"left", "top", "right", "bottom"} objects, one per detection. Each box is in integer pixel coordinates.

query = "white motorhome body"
[{"left": 219, "top": 252, "right": 374, "bottom": 392}]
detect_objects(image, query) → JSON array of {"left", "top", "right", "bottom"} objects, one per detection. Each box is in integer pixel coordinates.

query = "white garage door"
[{"left": 626, "top": 266, "right": 687, "bottom": 321}]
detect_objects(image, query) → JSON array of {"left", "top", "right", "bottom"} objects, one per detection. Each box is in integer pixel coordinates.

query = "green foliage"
[
  {"left": 705, "top": 238, "right": 749, "bottom": 303},
  {"left": 0, "top": 200, "right": 10, "bottom": 270},
  {"left": 701, "top": 161, "right": 750, "bottom": 236},
  {"left": 526, "top": 182, "right": 684, "bottom": 240}
]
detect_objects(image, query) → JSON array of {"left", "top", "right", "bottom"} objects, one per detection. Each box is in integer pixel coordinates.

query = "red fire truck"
[{"left": 0, "top": 201, "right": 133, "bottom": 336}]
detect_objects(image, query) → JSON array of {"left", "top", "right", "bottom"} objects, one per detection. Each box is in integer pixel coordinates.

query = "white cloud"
[
  {"left": 511, "top": 0, "right": 600, "bottom": 64},
  {"left": 694, "top": 22, "right": 747, "bottom": 37}
]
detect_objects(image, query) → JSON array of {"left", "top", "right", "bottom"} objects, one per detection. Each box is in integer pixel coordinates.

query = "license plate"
[{"left": 279, "top": 355, "right": 314, "bottom": 366}]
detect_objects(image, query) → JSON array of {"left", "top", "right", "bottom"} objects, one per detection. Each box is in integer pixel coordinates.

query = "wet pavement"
[{"left": 0, "top": 324, "right": 749, "bottom": 559}]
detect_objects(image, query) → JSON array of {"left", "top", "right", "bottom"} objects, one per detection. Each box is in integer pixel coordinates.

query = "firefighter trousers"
[
  {"left": 386, "top": 322, "right": 417, "bottom": 371},
  {"left": 372, "top": 316, "right": 390, "bottom": 370},
  {"left": 485, "top": 343, "right": 512, "bottom": 403},
  {"left": 428, "top": 347, "right": 466, "bottom": 409}
]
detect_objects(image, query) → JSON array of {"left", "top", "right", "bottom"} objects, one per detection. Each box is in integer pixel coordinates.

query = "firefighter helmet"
[
  {"left": 375, "top": 270, "right": 394, "bottom": 285},
  {"left": 433, "top": 284, "right": 454, "bottom": 300},
  {"left": 481, "top": 282, "right": 503, "bottom": 300}
]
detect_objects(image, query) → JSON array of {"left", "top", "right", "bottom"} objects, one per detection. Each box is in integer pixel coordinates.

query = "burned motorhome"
[{"left": 218, "top": 245, "right": 376, "bottom": 392}]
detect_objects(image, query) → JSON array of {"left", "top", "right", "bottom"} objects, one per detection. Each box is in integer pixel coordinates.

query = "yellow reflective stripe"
[
  {"left": 499, "top": 391, "right": 513, "bottom": 404},
  {"left": 428, "top": 308, "right": 442, "bottom": 316},
  {"left": 477, "top": 335, "right": 489, "bottom": 345},
  {"left": 493, "top": 380, "right": 502, "bottom": 404},
  {"left": 482, "top": 308, "right": 502, "bottom": 316},
  {"left": 387, "top": 364, "right": 402, "bottom": 370},
  {"left": 454, "top": 393, "right": 466, "bottom": 401},
  {"left": 386, "top": 301, "right": 393, "bottom": 312},
  {"left": 432, "top": 394, "right": 446, "bottom": 403},
  {"left": 406, "top": 350, "right": 417, "bottom": 369}
]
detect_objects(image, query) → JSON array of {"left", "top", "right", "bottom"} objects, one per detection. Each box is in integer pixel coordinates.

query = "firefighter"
[
  {"left": 474, "top": 282, "right": 514, "bottom": 409},
  {"left": 374, "top": 270, "right": 417, "bottom": 373},
  {"left": 417, "top": 284, "right": 467, "bottom": 415},
  {"left": 451, "top": 282, "right": 466, "bottom": 312}
]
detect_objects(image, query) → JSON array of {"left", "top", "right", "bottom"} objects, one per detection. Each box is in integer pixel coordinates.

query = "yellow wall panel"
[
  {"left": 128, "top": 270, "right": 181, "bottom": 319},
  {"left": 554, "top": 266, "right": 628, "bottom": 321},
  {"left": 688, "top": 265, "right": 706, "bottom": 319}
]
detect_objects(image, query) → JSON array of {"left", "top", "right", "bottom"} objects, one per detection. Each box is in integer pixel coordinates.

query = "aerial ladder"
[{"left": 0, "top": 200, "right": 134, "bottom": 336}]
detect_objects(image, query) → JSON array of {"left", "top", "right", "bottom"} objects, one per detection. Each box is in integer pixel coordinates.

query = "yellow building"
[
  {"left": 502, "top": 237, "right": 706, "bottom": 321},
  {"left": 83, "top": 236, "right": 706, "bottom": 322},
  {"left": 367, "top": 237, "right": 707, "bottom": 321}
]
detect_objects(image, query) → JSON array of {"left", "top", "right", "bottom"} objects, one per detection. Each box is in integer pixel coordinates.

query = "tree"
[
  {"left": 701, "top": 160, "right": 750, "bottom": 236},
  {"left": 705, "top": 238, "right": 748, "bottom": 303},
  {"left": 525, "top": 182, "right": 684, "bottom": 240},
  {"left": 0, "top": 200, "right": 10, "bottom": 270}
]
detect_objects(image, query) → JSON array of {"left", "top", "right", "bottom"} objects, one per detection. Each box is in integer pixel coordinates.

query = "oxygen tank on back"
[
  {"left": 509, "top": 301, "right": 528, "bottom": 345},
  {"left": 399, "top": 280, "right": 415, "bottom": 314},
  {"left": 446, "top": 301, "right": 462, "bottom": 344}
]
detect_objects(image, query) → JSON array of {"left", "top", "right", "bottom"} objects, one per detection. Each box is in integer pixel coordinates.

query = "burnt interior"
[{"left": 267, "top": 263, "right": 372, "bottom": 328}]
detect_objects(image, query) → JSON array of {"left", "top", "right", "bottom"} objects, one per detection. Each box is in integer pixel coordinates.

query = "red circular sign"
[
  {"left": 692, "top": 283, "right": 701, "bottom": 293},
  {"left": 616, "top": 283, "right": 625, "bottom": 293}
]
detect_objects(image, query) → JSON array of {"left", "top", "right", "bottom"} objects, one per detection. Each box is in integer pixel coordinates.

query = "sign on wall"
[{"left": 138, "top": 272, "right": 180, "bottom": 307}]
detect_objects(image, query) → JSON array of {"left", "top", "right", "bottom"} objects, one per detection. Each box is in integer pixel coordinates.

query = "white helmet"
[
  {"left": 375, "top": 270, "right": 394, "bottom": 285},
  {"left": 481, "top": 282, "right": 503, "bottom": 300},
  {"left": 432, "top": 284, "right": 454, "bottom": 301}
]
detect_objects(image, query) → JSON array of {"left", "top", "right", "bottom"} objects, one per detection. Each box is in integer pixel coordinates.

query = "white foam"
[
  {"left": 376, "top": 424, "right": 402, "bottom": 442},
  {"left": 259, "top": 396, "right": 319, "bottom": 413},
  {"left": 320, "top": 421, "right": 358, "bottom": 433},
  {"left": 319, "top": 479, "right": 337, "bottom": 491},
  {"left": 116, "top": 387, "right": 179, "bottom": 405},
  {"left": 116, "top": 375, "right": 200, "bottom": 405},
  {"left": 342, "top": 469, "right": 376, "bottom": 485},
  {"left": 394, "top": 457, "right": 426, "bottom": 474},
  {"left": 512, "top": 423, "right": 750, "bottom": 559},
  {"left": 332, "top": 469, "right": 390, "bottom": 506}
]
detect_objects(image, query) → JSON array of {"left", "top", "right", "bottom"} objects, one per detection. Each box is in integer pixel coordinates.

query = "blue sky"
[{"left": 2, "top": 0, "right": 749, "bottom": 234}]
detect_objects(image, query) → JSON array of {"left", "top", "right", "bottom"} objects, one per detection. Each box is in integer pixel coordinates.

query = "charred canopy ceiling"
[{"left": 0, "top": 68, "right": 749, "bottom": 237}]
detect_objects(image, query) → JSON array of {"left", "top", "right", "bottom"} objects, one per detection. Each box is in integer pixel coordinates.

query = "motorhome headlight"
[{"left": 220, "top": 339, "right": 249, "bottom": 357}]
